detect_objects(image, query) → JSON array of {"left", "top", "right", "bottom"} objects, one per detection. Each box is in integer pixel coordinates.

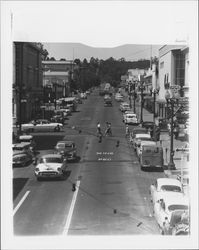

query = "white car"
[
  {"left": 119, "top": 102, "right": 130, "bottom": 112},
  {"left": 124, "top": 113, "right": 138, "bottom": 125},
  {"left": 123, "top": 110, "right": 135, "bottom": 122},
  {"left": 22, "top": 119, "right": 63, "bottom": 132},
  {"left": 153, "top": 192, "right": 189, "bottom": 234},
  {"left": 136, "top": 140, "right": 157, "bottom": 158},
  {"left": 34, "top": 154, "right": 68, "bottom": 181},
  {"left": 150, "top": 178, "right": 183, "bottom": 204},
  {"left": 132, "top": 133, "right": 151, "bottom": 150},
  {"left": 115, "top": 93, "right": 123, "bottom": 102}
]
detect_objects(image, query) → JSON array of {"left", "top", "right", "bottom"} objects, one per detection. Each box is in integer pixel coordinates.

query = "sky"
[{"left": 42, "top": 43, "right": 162, "bottom": 61}]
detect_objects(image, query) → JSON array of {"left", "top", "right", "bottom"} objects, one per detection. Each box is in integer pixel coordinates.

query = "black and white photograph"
[{"left": 1, "top": 1, "right": 198, "bottom": 249}]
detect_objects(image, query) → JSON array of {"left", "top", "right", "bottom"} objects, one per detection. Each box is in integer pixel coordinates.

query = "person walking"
[{"left": 125, "top": 124, "right": 130, "bottom": 138}]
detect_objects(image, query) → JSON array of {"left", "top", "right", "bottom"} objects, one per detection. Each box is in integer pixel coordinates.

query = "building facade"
[
  {"left": 13, "top": 42, "right": 48, "bottom": 124},
  {"left": 157, "top": 45, "right": 189, "bottom": 120},
  {"left": 42, "top": 60, "right": 75, "bottom": 103}
]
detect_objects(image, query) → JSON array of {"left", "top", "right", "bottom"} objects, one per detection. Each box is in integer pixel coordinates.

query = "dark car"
[
  {"left": 55, "top": 141, "right": 77, "bottom": 161},
  {"left": 141, "top": 122, "right": 160, "bottom": 140}
]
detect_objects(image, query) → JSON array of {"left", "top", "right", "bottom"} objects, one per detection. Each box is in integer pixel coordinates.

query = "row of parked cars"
[
  {"left": 12, "top": 90, "right": 91, "bottom": 169},
  {"left": 116, "top": 90, "right": 190, "bottom": 235}
]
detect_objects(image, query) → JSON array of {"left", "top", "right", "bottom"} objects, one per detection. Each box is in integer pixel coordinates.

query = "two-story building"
[
  {"left": 157, "top": 45, "right": 189, "bottom": 121},
  {"left": 13, "top": 42, "right": 48, "bottom": 124},
  {"left": 42, "top": 60, "right": 75, "bottom": 103}
]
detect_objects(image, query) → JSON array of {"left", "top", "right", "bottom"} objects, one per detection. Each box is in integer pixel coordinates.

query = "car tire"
[{"left": 37, "top": 177, "right": 41, "bottom": 181}]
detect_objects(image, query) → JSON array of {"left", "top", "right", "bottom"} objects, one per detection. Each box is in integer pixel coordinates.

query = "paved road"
[{"left": 13, "top": 89, "right": 165, "bottom": 236}]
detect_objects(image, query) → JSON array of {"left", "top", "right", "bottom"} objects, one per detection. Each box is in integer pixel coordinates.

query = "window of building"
[
  {"left": 160, "top": 62, "right": 164, "bottom": 68},
  {"left": 174, "top": 51, "right": 185, "bottom": 86}
]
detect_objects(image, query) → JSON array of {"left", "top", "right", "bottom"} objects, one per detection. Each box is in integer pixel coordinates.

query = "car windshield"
[
  {"left": 13, "top": 146, "right": 25, "bottom": 151},
  {"left": 168, "top": 205, "right": 188, "bottom": 211},
  {"left": 161, "top": 185, "right": 182, "bottom": 192},
  {"left": 127, "top": 115, "right": 136, "bottom": 118},
  {"left": 40, "top": 157, "right": 62, "bottom": 163}
]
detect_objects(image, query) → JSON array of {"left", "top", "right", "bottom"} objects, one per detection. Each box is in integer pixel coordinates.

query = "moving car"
[
  {"left": 34, "top": 154, "right": 68, "bottom": 180},
  {"left": 21, "top": 119, "right": 63, "bottom": 132},
  {"left": 139, "top": 145, "right": 163, "bottom": 169},
  {"left": 124, "top": 113, "right": 138, "bottom": 125},
  {"left": 55, "top": 140, "right": 77, "bottom": 161},
  {"left": 153, "top": 192, "right": 189, "bottom": 235},
  {"left": 150, "top": 178, "right": 183, "bottom": 204}
]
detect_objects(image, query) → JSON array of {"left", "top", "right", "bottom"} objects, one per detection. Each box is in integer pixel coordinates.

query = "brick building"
[{"left": 13, "top": 42, "right": 48, "bottom": 124}]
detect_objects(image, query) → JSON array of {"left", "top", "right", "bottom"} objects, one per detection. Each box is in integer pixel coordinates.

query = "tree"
[{"left": 49, "top": 57, "right": 56, "bottom": 61}]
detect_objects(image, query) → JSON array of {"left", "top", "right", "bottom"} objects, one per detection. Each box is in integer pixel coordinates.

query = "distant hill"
[{"left": 43, "top": 43, "right": 162, "bottom": 61}]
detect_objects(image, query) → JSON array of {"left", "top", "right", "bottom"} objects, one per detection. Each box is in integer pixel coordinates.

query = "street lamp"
[{"left": 165, "top": 90, "right": 179, "bottom": 170}]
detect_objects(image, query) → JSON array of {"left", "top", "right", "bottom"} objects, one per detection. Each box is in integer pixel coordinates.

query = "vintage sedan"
[
  {"left": 129, "top": 127, "right": 148, "bottom": 142},
  {"left": 124, "top": 113, "right": 138, "bottom": 125},
  {"left": 119, "top": 102, "right": 130, "bottom": 112},
  {"left": 136, "top": 140, "right": 157, "bottom": 158},
  {"left": 153, "top": 192, "right": 189, "bottom": 235},
  {"left": 131, "top": 133, "right": 151, "bottom": 150},
  {"left": 123, "top": 110, "right": 135, "bottom": 122},
  {"left": 34, "top": 154, "right": 68, "bottom": 180},
  {"left": 55, "top": 141, "right": 77, "bottom": 161},
  {"left": 13, "top": 152, "right": 33, "bottom": 167},
  {"left": 21, "top": 119, "right": 63, "bottom": 132},
  {"left": 150, "top": 178, "right": 183, "bottom": 204},
  {"left": 115, "top": 93, "right": 123, "bottom": 102}
]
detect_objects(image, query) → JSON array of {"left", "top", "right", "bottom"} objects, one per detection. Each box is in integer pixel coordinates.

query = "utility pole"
[{"left": 140, "top": 82, "right": 144, "bottom": 124}]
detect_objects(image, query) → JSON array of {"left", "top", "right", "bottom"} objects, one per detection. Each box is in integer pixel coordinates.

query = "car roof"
[
  {"left": 157, "top": 178, "right": 182, "bottom": 187},
  {"left": 132, "top": 127, "right": 147, "bottom": 131},
  {"left": 135, "top": 133, "right": 151, "bottom": 138},
  {"left": 140, "top": 141, "right": 156, "bottom": 146},
  {"left": 56, "top": 140, "right": 74, "bottom": 144},
  {"left": 41, "top": 154, "right": 62, "bottom": 158},
  {"left": 19, "top": 135, "right": 33, "bottom": 140},
  {"left": 13, "top": 142, "right": 31, "bottom": 147}
]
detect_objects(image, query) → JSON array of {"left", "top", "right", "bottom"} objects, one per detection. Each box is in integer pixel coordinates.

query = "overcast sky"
[{"left": 43, "top": 43, "right": 162, "bottom": 61}]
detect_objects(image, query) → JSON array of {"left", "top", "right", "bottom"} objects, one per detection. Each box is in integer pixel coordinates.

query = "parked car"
[
  {"left": 104, "top": 98, "right": 112, "bottom": 106},
  {"left": 13, "top": 152, "right": 33, "bottom": 167},
  {"left": 129, "top": 127, "right": 148, "bottom": 143},
  {"left": 131, "top": 133, "right": 152, "bottom": 150},
  {"left": 18, "top": 134, "right": 36, "bottom": 152},
  {"left": 141, "top": 121, "right": 155, "bottom": 130},
  {"left": 34, "top": 154, "right": 68, "bottom": 181},
  {"left": 136, "top": 140, "right": 157, "bottom": 158},
  {"left": 141, "top": 121, "right": 160, "bottom": 140},
  {"left": 124, "top": 113, "right": 138, "bottom": 125},
  {"left": 55, "top": 140, "right": 77, "bottom": 161},
  {"left": 119, "top": 102, "right": 130, "bottom": 112},
  {"left": 150, "top": 178, "right": 183, "bottom": 204},
  {"left": 13, "top": 142, "right": 34, "bottom": 157},
  {"left": 12, "top": 142, "right": 34, "bottom": 167},
  {"left": 123, "top": 110, "right": 135, "bottom": 122},
  {"left": 153, "top": 192, "right": 189, "bottom": 235},
  {"left": 115, "top": 93, "right": 123, "bottom": 102},
  {"left": 139, "top": 145, "right": 164, "bottom": 169},
  {"left": 22, "top": 119, "right": 63, "bottom": 132}
]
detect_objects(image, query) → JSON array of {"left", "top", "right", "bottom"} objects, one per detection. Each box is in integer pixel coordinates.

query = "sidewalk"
[{"left": 122, "top": 90, "right": 189, "bottom": 177}]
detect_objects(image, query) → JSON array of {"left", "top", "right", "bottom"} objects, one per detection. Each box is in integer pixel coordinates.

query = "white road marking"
[
  {"left": 63, "top": 180, "right": 81, "bottom": 235},
  {"left": 13, "top": 191, "right": 30, "bottom": 216}
]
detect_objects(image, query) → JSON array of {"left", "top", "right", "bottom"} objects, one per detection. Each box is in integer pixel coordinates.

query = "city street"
[{"left": 13, "top": 89, "right": 165, "bottom": 236}]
